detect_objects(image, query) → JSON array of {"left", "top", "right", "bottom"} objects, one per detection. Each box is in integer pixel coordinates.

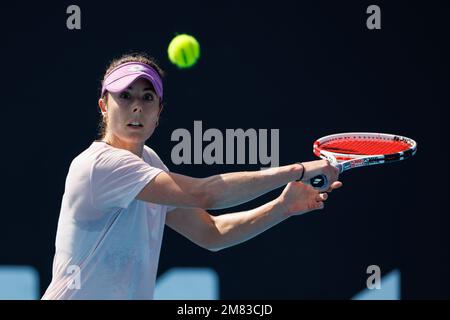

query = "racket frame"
[{"left": 313, "top": 132, "right": 417, "bottom": 173}]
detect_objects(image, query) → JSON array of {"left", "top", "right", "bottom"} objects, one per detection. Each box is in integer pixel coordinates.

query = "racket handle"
[{"left": 310, "top": 175, "right": 328, "bottom": 189}]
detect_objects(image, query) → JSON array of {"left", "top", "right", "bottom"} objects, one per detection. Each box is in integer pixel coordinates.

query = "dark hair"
[{"left": 98, "top": 52, "right": 165, "bottom": 139}]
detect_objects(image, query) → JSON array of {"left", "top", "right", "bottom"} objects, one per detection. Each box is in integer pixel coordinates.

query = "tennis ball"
[{"left": 167, "top": 34, "right": 200, "bottom": 69}]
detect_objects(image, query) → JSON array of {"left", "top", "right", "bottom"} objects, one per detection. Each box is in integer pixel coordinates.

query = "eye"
[
  {"left": 119, "top": 91, "right": 131, "bottom": 100},
  {"left": 143, "top": 92, "right": 154, "bottom": 101}
]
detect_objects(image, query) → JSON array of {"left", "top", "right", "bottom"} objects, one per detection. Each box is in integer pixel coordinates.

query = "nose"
[{"left": 132, "top": 104, "right": 143, "bottom": 113}]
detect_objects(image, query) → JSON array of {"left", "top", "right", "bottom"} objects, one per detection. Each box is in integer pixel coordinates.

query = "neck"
[{"left": 102, "top": 134, "right": 145, "bottom": 158}]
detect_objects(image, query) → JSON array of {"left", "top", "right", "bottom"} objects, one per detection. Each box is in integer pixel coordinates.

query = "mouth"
[{"left": 127, "top": 121, "right": 144, "bottom": 128}]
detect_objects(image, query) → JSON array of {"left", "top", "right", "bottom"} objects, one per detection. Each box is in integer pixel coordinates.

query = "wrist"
[{"left": 295, "top": 162, "right": 305, "bottom": 182}]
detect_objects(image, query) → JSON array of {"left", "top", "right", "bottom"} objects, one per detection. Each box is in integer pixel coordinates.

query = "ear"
[
  {"left": 98, "top": 98, "right": 107, "bottom": 115},
  {"left": 157, "top": 103, "right": 164, "bottom": 117}
]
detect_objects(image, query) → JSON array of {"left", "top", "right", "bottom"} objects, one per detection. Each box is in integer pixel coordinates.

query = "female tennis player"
[{"left": 42, "top": 53, "right": 342, "bottom": 299}]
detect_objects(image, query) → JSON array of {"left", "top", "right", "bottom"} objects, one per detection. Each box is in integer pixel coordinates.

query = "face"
[{"left": 100, "top": 78, "right": 162, "bottom": 144}]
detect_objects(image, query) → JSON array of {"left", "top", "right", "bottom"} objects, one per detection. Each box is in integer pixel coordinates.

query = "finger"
[
  {"left": 316, "top": 201, "right": 324, "bottom": 210},
  {"left": 331, "top": 181, "right": 343, "bottom": 189},
  {"left": 316, "top": 193, "right": 328, "bottom": 201},
  {"left": 327, "top": 181, "right": 343, "bottom": 193}
]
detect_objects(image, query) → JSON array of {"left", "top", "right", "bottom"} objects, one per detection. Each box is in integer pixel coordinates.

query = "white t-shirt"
[{"left": 42, "top": 141, "right": 174, "bottom": 300}]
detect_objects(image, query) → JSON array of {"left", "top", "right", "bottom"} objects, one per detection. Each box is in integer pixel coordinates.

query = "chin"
[
  {"left": 116, "top": 127, "right": 153, "bottom": 143},
  {"left": 124, "top": 132, "right": 153, "bottom": 144}
]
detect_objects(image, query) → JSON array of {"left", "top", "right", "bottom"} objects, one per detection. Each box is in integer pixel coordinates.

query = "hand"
[
  {"left": 277, "top": 180, "right": 343, "bottom": 217},
  {"left": 300, "top": 160, "right": 339, "bottom": 190}
]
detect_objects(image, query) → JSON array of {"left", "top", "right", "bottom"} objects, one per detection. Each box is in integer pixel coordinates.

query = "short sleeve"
[
  {"left": 90, "top": 149, "right": 163, "bottom": 210},
  {"left": 143, "top": 146, "right": 178, "bottom": 213},
  {"left": 165, "top": 205, "right": 177, "bottom": 213}
]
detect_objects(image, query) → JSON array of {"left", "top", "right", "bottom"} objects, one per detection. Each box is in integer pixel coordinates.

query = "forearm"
[
  {"left": 202, "top": 164, "right": 302, "bottom": 209},
  {"left": 208, "top": 198, "right": 289, "bottom": 251}
]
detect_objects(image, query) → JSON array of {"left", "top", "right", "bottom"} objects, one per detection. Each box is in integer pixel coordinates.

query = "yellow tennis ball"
[{"left": 168, "top": 34, "right": 200, "bottom": 69}]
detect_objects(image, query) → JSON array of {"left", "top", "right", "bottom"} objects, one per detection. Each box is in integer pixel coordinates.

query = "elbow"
[
  {"left": 195, "top": 178, "right": 216, "bottom": 209},
  {"left": 204, "top": 244, "right": 223, "bottom": 252},
  {"left": 199, "top": 219, "right": 224, "bottom": 252},
  {"left": 191, "top": 235, "right": 221, "bottom": 252},
  {"left": 205, "top": 243, "right": 223, "bottom": 252},
  {"left": 193, "top": 192, "right": 213, "bottom": 210},
  {"left": 202, "top": 230, "right": 228, "bottom": 252},
  {"left": 199, "top": 193, "right": 215, "bottom": 210}
]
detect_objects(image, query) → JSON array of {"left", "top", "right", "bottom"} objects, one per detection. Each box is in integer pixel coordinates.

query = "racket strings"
[{"left": 320, "top": 138, "right": 410, "bottom": 155}]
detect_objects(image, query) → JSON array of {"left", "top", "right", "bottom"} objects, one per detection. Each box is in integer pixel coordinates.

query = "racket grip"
[{"left": 310, "top": 175, "right": 328, "bottom": 189}]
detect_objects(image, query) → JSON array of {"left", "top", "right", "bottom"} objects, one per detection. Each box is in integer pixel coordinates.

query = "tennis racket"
[{"left": 310, "top": 132, "right": 417, "bottom": 189}]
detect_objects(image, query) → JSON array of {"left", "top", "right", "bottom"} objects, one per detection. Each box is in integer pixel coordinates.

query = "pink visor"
[{"left": 101, "top": 62, "right": 163, "bottom": 100}]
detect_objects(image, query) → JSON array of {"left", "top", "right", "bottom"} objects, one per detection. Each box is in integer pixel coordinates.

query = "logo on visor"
[{"left": 128, "top": 65, "right": 145, "bottom": 72}]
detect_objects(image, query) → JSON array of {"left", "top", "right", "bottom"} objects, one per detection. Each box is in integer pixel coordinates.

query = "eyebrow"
[{"left": 126, "top": 86, "right": 155, "bottom": 92}]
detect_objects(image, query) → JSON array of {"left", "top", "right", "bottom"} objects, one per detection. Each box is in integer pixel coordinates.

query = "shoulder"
[
  {"left": 143, "top": 145, "right": 161, "bottom": 161},
  {"left": 95, "top": 143, "right": 148, "bottom": 171},
  {"left": 143, "top": 145, "right": 170, "bottom": 171},
  {"left": 68, "top": 142, "right": 105, "bottom": 171},
  {"left": 70, "top": 141, "right": 145, "bottom": 176},
  {"left": 73, "top": 141, "right": 133, "bottom": 164}
]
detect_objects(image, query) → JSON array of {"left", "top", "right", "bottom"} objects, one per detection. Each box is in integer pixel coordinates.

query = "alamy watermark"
[
  {"left": 66, "top": 5, "right": 81, "bottom": 30},
  {"left": 66, "top": 265, "right": 81, "bottom": 290},
  {"left": 65, "top": 6, "right": 381, "bottom": 32},
  {"left": 366, "top": 5, "right": 381, "bottom": 30},
  {"left": 366, "top": 265, "right": 381, "bottom": 290},
  {"left": 171, "top": 121, "right": 279, "bottom": 168}
]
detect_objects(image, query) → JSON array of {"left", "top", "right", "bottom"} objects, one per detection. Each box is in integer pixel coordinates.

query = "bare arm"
[
  {"left": 137, "top": 160, "right": 338, "bottom": 210},
  {"left": 165, "top": 181, "right": 343, "bottom": 252},
  {"left": 166, "top": 200, "right": 287, "bottom": 252},
  {"left": 137, "top": 163, "right": 302, "bottom": 209}
]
